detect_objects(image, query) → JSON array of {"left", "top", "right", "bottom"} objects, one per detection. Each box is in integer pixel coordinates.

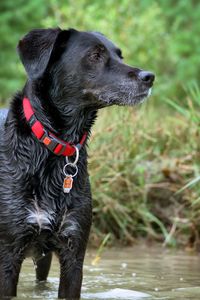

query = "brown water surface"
[{"left": 16, "top": 245, "right": 200, "bottom": 300}]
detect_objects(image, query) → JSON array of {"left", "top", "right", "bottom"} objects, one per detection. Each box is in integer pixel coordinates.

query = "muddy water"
[{"left": 17, "top": 245, "right": 200, "bottom": 299}]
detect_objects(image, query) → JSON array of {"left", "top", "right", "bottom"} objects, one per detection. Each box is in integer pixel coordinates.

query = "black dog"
[{"left": 0, "top": 28, "right": 154, "bottom": 299}]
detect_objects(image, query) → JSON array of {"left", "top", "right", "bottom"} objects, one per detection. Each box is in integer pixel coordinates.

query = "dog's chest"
[
  {"left": 26, "top": 204, "right": 56, "bottom": 231},
  {"left": 26, "top": 193, "right": 76, "bottom": 234},
  {"left": 25, "top": 201, "right": 79, "bottom": 259},
  {"left": 23, "top": 159, "right": 86, "bottom": 258}
]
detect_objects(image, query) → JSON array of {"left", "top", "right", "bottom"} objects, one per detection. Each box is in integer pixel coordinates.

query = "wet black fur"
[{"left": 0, "top": 28, "right": 154, "bottom": 299}]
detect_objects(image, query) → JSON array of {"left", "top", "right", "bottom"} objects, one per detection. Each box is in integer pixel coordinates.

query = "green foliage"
[
  {"left": 166, "top": 82, "right": 200, "bottom": 224},
  {"left": 0, "top": 0, "right": 47, "bottom": 102},
  {"left": 159, "top": 0, "right": 200, "bottom": 85},
  {"left": 89, "top": 99, "right": 199, "bottom": 247},
  {"left": 0, "top": 0, "right": 200, "bottom": 103},
  {"left": 167, "top": 81, "right": 200, "bottom": 126}
]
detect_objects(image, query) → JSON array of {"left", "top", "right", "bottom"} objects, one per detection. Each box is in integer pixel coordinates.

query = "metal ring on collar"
[
  {"left": 65, "top": 146, "right": 79, "bottom": 165},
  {"left": 63, "top": 163, "right": 78, "bottom": 177}
]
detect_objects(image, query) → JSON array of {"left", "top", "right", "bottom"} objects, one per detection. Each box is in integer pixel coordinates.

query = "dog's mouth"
[
  {"left": 133, "top": 89, "right": 152, "bottom": 101},
  {"left": 132, "top": 88, "right": 152, "bottom": 105},
  {"left": 83, "top": 85, "right": 152, "bottom": 107}
]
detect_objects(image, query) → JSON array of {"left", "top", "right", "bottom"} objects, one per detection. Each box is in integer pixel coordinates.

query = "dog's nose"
[{"left": 138, "top": 71, "right": 155, "bottom": 85}]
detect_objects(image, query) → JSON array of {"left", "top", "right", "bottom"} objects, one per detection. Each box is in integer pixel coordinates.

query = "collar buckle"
[{"left": 40, "top": 129, "right": 65, "bottom": 155}]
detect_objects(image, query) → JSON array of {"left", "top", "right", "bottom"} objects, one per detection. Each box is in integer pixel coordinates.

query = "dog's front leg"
[
  {"left": 57, "top": 204, "right": 92, "bottom": 300},
  {"left": 0, "top": 246, "right": 24, "bottom": 298},
  {"left": 58, "top": 249, "right": 85, "bottom": 300}
]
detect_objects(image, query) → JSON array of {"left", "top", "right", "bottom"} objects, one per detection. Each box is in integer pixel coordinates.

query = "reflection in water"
[{"left": 17, "top": 245, "right": 200, "bottom": 299}]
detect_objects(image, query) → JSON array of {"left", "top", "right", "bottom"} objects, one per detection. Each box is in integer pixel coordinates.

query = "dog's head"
[{"left": 18, "top": 28, "right": 155, "bottom": 109}]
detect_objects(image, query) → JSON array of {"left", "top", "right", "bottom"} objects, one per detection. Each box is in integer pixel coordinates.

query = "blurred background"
[{"left": 1, "top": 0, "right": 200, "bottom": 249}]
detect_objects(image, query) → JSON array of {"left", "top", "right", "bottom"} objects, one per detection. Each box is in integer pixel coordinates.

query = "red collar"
[{"left": 23, "top": 97, "right": 87, "bottom": 157}]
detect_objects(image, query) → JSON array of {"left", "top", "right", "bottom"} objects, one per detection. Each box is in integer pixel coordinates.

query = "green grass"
[{"left": 89, "top": 86, "right": 200, "bottom": 248}]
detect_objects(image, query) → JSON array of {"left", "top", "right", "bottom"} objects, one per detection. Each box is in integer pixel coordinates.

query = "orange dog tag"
[{"left": 63, "top": 175, "right": 73, "bottom": 193}]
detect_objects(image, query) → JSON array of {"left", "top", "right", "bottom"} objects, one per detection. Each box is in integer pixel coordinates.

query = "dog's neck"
[{"left": 24, "top": 82, "right": 98, "bottom": 144}]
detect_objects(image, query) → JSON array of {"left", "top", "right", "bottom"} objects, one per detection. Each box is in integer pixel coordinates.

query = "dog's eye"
[
  {"left": 116, "top": 48, "right": 123, "bottom": 59},
  {"left": 88, "top": 45, "right": 106, "bottom": 63},
  {"left": 89, "top": 52, "right": 102, "bottom": 62}
]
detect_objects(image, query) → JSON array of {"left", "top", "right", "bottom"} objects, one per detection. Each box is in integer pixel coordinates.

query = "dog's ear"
[{"left": 17, "top": 28, "right": 71, "bottom": 80}]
